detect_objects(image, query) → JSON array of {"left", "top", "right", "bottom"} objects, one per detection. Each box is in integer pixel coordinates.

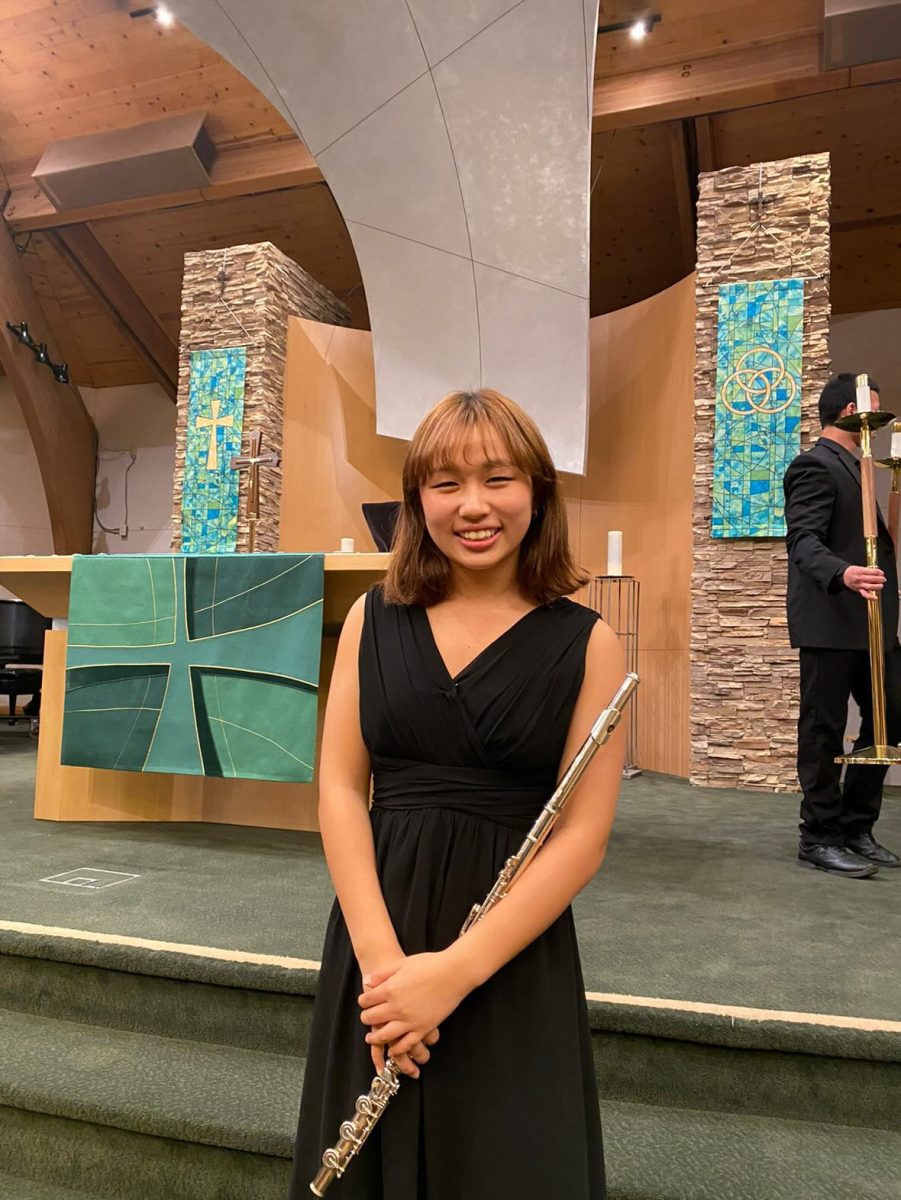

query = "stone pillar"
[
  {"left": 170, "top": 241, "right": 349, "bottom": 552},
  {"left": 691, "top": 153, "right": 831, "bottom": 791}
]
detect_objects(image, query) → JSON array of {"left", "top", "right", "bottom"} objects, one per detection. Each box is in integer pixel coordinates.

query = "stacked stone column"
[
  {"left": 691, "top": 153, "right": 831, "bottom": 791},
  {"left": 170, "top": 241, "right": 349, "bottom": 552}
]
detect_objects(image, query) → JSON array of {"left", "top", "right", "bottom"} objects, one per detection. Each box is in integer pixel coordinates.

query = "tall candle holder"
[
  {"left": 588, "top": 575, "right": 641, "bottom": 777},
  {"left": 834, "top": 377, "right": 901, "bottom": 765}
]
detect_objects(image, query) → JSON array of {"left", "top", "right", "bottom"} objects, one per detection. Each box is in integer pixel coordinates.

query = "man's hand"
[{"left": 843, "top": 565, "right": 886, "bottom": 601}]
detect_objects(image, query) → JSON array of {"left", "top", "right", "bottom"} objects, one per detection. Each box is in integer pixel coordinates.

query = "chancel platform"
[
  {"left": 0, "top": 553, "right": 388, "bottom": 831},
  {"left": 0, "top": 738, "right": 897, "bottom": 1200}
]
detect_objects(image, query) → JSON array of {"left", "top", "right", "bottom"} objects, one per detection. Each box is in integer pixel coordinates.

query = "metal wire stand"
[{"left": 588, "top": 575, "right": 641, "bottom": 778}]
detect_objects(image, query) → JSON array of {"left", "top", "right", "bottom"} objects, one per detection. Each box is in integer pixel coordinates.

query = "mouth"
[{"left": 454, "top": 527, "right": 501, "bottom": 549}]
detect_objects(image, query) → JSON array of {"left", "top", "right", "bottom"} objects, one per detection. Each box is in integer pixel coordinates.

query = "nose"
[{"left": 457, "top": 481, "right": 490, "bottom": 519}]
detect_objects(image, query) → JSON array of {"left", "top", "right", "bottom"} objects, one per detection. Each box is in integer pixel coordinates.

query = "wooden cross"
[
  {"left": 195, "top": 398, "right": 234, "bottom": 471},
  {"left": 230, "top": 429, "right": 280, "bottom": 552}
]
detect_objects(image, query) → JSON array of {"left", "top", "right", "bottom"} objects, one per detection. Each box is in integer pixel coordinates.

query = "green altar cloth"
[{"left": 61, "top": 553, "right": 324, "bottom": 782}]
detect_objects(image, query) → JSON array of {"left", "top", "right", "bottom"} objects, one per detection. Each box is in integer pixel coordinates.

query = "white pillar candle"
[
  {"left": 339, "top": 537, "right": 355, "bottom": 553},
  {"left": 855, "top": 374, "right": 872, "bottom": 413},
  {"left": 892, "top": 425, "right": 901, "bottom": 460},
  {"left": 607, "top": 530, "right": 623, "bottom": 576}
]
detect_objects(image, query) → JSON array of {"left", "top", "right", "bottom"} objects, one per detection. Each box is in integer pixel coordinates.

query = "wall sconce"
[{"left": 5, "top": 321, "right": 70, "bottom": 385}]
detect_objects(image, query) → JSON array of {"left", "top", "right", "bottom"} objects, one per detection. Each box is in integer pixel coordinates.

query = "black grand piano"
[{"left": 0, "top": 598, "right": 51, "bottom": 728}]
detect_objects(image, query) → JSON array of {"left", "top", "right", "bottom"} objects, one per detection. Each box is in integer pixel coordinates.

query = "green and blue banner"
[
  {"left": 61, "top": 553, "right": 324, "bottom": 782},
  {"left": 712, "top": 278, "right": 803, "bottom": 538}
]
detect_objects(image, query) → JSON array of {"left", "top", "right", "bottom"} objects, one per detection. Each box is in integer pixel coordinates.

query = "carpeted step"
[
  {"left": 0, "top": 949, "right": 313, "bottom": 1056},
  {"left": 602, "top": 1099, "right": 901, "bottom": 1200},
  {"left": 0, "top": 1008, "right": 300, "bottom": 1158},
  {"left": 0, "top": 1176, "right": 99, "bottom": 1200},
  {"left": 2, "top": 934, "right": 899, "bottom": 1135}
]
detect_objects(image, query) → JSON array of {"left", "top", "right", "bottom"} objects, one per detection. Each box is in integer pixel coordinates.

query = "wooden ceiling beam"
[
  {"left": 0, "top": 223, "right": 95, "bottom": 554},
  {"left": 3, "top": 137, "right": 323, "bottom": 233},
  {"left": 668, "top": 121, "right": 697, "bottom": 278},
  {"left": 593, "top": 37, "right": 901, "bottom": 131},
  {"left": 49, "top": 224, "right": 179, "bottom": 400}
]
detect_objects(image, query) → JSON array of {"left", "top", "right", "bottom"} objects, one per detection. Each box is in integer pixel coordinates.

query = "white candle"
[
  {"left": 607, "top": 530, "right": 623, "bottom": 576},
  {"left": 855, "top": 374, "right": 872, "bottom": 413},
  {"left": 892, "top": 424, "right": 901, "bottom": 460},
  {"left": 339, "top": 537, "right": 355, "bottom": 553}
]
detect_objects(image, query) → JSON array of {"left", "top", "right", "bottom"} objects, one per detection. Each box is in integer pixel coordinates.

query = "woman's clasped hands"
[{"left": 358, "top": 951, "right": 467, "bottom": 1080}]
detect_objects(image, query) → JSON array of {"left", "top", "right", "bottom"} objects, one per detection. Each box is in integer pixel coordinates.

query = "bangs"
[{"left": 405, "top": 391, "right": 544, "bottom": 490}]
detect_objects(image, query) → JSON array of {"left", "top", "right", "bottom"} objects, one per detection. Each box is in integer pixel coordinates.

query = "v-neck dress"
[{"left": 289, "top": 587, "right": 604, "bottom": 1200}]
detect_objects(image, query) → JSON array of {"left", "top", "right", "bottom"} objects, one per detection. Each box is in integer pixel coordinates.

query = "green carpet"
[
  {"left": 1, "top": 733, "right": 898, "bottom": 1021},
  {"left": 1, "top": 730, "right": 900, "bottom": 1199}
]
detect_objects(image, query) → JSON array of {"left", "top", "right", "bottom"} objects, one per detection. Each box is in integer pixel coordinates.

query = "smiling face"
[{"left": 419, "top": 428, "right": 534, "bottom": 581}]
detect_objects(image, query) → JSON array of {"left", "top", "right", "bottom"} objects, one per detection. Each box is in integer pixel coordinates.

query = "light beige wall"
[
  {"left": 0, "top": 377, "right": 53, "bottom": 600},
  {"left": 568, "top": 275, "right": 695, "bottom": 776},
  {"left": 281, "top": 277, "right": 696, "bottom": 776},
  {"left": 81, "top": 383, "right": 176, "bottom": 555}
]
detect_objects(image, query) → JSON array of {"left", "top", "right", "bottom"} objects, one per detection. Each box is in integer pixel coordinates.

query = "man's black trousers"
[{"left": 797, "top": 646, "right": 901, "bottom": 845}]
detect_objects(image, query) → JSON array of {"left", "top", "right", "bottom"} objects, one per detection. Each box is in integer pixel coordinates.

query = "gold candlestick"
[{"left": 834, "top": 382, "right": 901, "bottom": 765}]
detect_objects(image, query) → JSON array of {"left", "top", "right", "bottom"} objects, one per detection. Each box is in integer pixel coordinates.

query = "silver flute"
[{"left": 310, "top": 672, "right": 638, "bottom": 1195}]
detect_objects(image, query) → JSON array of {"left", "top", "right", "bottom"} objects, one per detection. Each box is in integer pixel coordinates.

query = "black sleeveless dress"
[{"left": 289, "top": 589, "right": 605, "bottom": 1200}]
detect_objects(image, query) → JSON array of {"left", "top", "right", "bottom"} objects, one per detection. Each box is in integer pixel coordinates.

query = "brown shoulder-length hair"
[{"left": 382, "top": 388, "right": 588, "bottom": 607}]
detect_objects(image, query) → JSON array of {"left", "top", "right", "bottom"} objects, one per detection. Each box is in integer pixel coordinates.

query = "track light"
[
  {"left": 6, "top": 321, "right": 35, "bottom": 348},
  {"left": 597, "top": 13, "right": 661, "bottom": 38},
  {"left": 128, "top": 5, "right": 175, "bottom": 25},
  {"left": 5, "top": 320, "right": 70, "bottom": 384}
]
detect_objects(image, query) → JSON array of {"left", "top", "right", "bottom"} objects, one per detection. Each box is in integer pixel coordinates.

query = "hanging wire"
[{"left": 214, "top": 248, "right": 261, "bottom": 347}]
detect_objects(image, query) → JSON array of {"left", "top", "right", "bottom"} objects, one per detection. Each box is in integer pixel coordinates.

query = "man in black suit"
[{"left": 784, "top": 373, "right": 901, "bottom": 877}]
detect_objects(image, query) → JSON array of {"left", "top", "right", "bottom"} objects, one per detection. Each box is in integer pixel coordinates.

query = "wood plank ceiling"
[{"left": 0, "top": 0, "right": 899, "bottom": 389}]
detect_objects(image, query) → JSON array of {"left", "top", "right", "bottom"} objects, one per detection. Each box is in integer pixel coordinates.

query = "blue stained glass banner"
[
  {"left": 712, "top": 279, "right": 804, "bottom": 538},
  {"left": 181, "top": 347, "right": 247, "bottom": 554}
]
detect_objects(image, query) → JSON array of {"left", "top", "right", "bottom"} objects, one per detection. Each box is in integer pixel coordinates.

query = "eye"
[
  {"left": 430, "top": 480, "right": 458, "bottom": 490},
  {"left": 486, "top": 475, "right": 514, "bottom": 485}
]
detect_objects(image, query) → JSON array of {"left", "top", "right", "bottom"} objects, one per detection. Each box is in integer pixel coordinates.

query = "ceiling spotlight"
[
  {"left": 52, "top": 362, "right": 70, "bottom": 384},
  {"left": 630, "top": 19, "right": 650, "bottom": 40},
  {"left": 6, "top": 320, "right": 35, "bottom": 348},
  {"left": 156, "top": 5, "right": 175, "bottom": 26},
  {"left": 32, "top": 342, "right": 50, "bottom": 364}
]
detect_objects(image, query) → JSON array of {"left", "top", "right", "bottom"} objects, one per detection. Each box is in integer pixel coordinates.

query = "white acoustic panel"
[
  {"left": 348, "top": 223, "right": 482, "bottom": 435},
  {"left": 475, "top": 262, "right": 589, "bottom": 474},
  {"left": 404, "top": 0, "right": 522, "bottom": 66},
  {"left": 174, "top": 0, "right": 597, "bottom": 472},
  {"left": 317, "top": 74, "right": 471, "bottom": 258},
  {"left": 433, "top": 0, "right": 590, "bottom": 297}
]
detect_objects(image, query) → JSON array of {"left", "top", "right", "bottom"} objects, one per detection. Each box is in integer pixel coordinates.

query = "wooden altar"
[{"left": 0, "top": 553, "right": 387, "bottom": 832}]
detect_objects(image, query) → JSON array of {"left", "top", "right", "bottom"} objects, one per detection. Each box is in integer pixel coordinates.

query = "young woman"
[{"left": 289, "top": 389, "right": 624, "bottom": 1199}]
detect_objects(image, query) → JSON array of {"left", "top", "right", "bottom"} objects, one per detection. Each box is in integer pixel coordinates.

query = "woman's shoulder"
[{"left": 546, "top": 596, "right": 601, "bottom": 627}]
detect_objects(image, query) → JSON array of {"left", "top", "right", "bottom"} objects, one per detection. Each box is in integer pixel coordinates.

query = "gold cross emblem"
[{"left": 195, "top": 398, "right": 234, "bottom": 471}]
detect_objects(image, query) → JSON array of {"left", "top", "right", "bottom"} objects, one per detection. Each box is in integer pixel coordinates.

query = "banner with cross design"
[
  {"left": 181, "top": 346, "right": 246, "bottom": 553},
  {"left": 712, "top": 278, "right": 803, "bottom": 538},
  {"left": 60, "top": 552, "right": 324, "bottom": 782}
]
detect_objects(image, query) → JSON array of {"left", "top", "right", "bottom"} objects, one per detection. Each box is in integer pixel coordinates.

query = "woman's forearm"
[
  {"left": 443, "top": 825, "right": 605, "bottom": 992},
  {"left": 319, "top": 784, "right": 401, "bottom": 973}
]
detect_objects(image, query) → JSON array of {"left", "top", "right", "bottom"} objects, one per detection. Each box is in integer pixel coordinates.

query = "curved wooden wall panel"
[{"left": 280, "top": 275, "right": 696, "bottom": 776}]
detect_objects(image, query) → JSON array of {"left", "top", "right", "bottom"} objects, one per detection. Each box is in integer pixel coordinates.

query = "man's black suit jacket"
[{"left": 783, "top": 437, "right": 898, "bottom": 650}]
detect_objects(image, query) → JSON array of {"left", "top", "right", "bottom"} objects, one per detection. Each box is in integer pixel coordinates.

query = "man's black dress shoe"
[
  {"left": 798, "top": 844, "right": 878, "bottom": 878},
  {"left": 844, "top": 833, "right": 901, "bottom": 868}
]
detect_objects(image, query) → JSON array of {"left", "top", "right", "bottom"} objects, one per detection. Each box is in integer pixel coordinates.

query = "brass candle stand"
[{"left": 834, "top": 383, "right": 901, "bottom": 765}]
